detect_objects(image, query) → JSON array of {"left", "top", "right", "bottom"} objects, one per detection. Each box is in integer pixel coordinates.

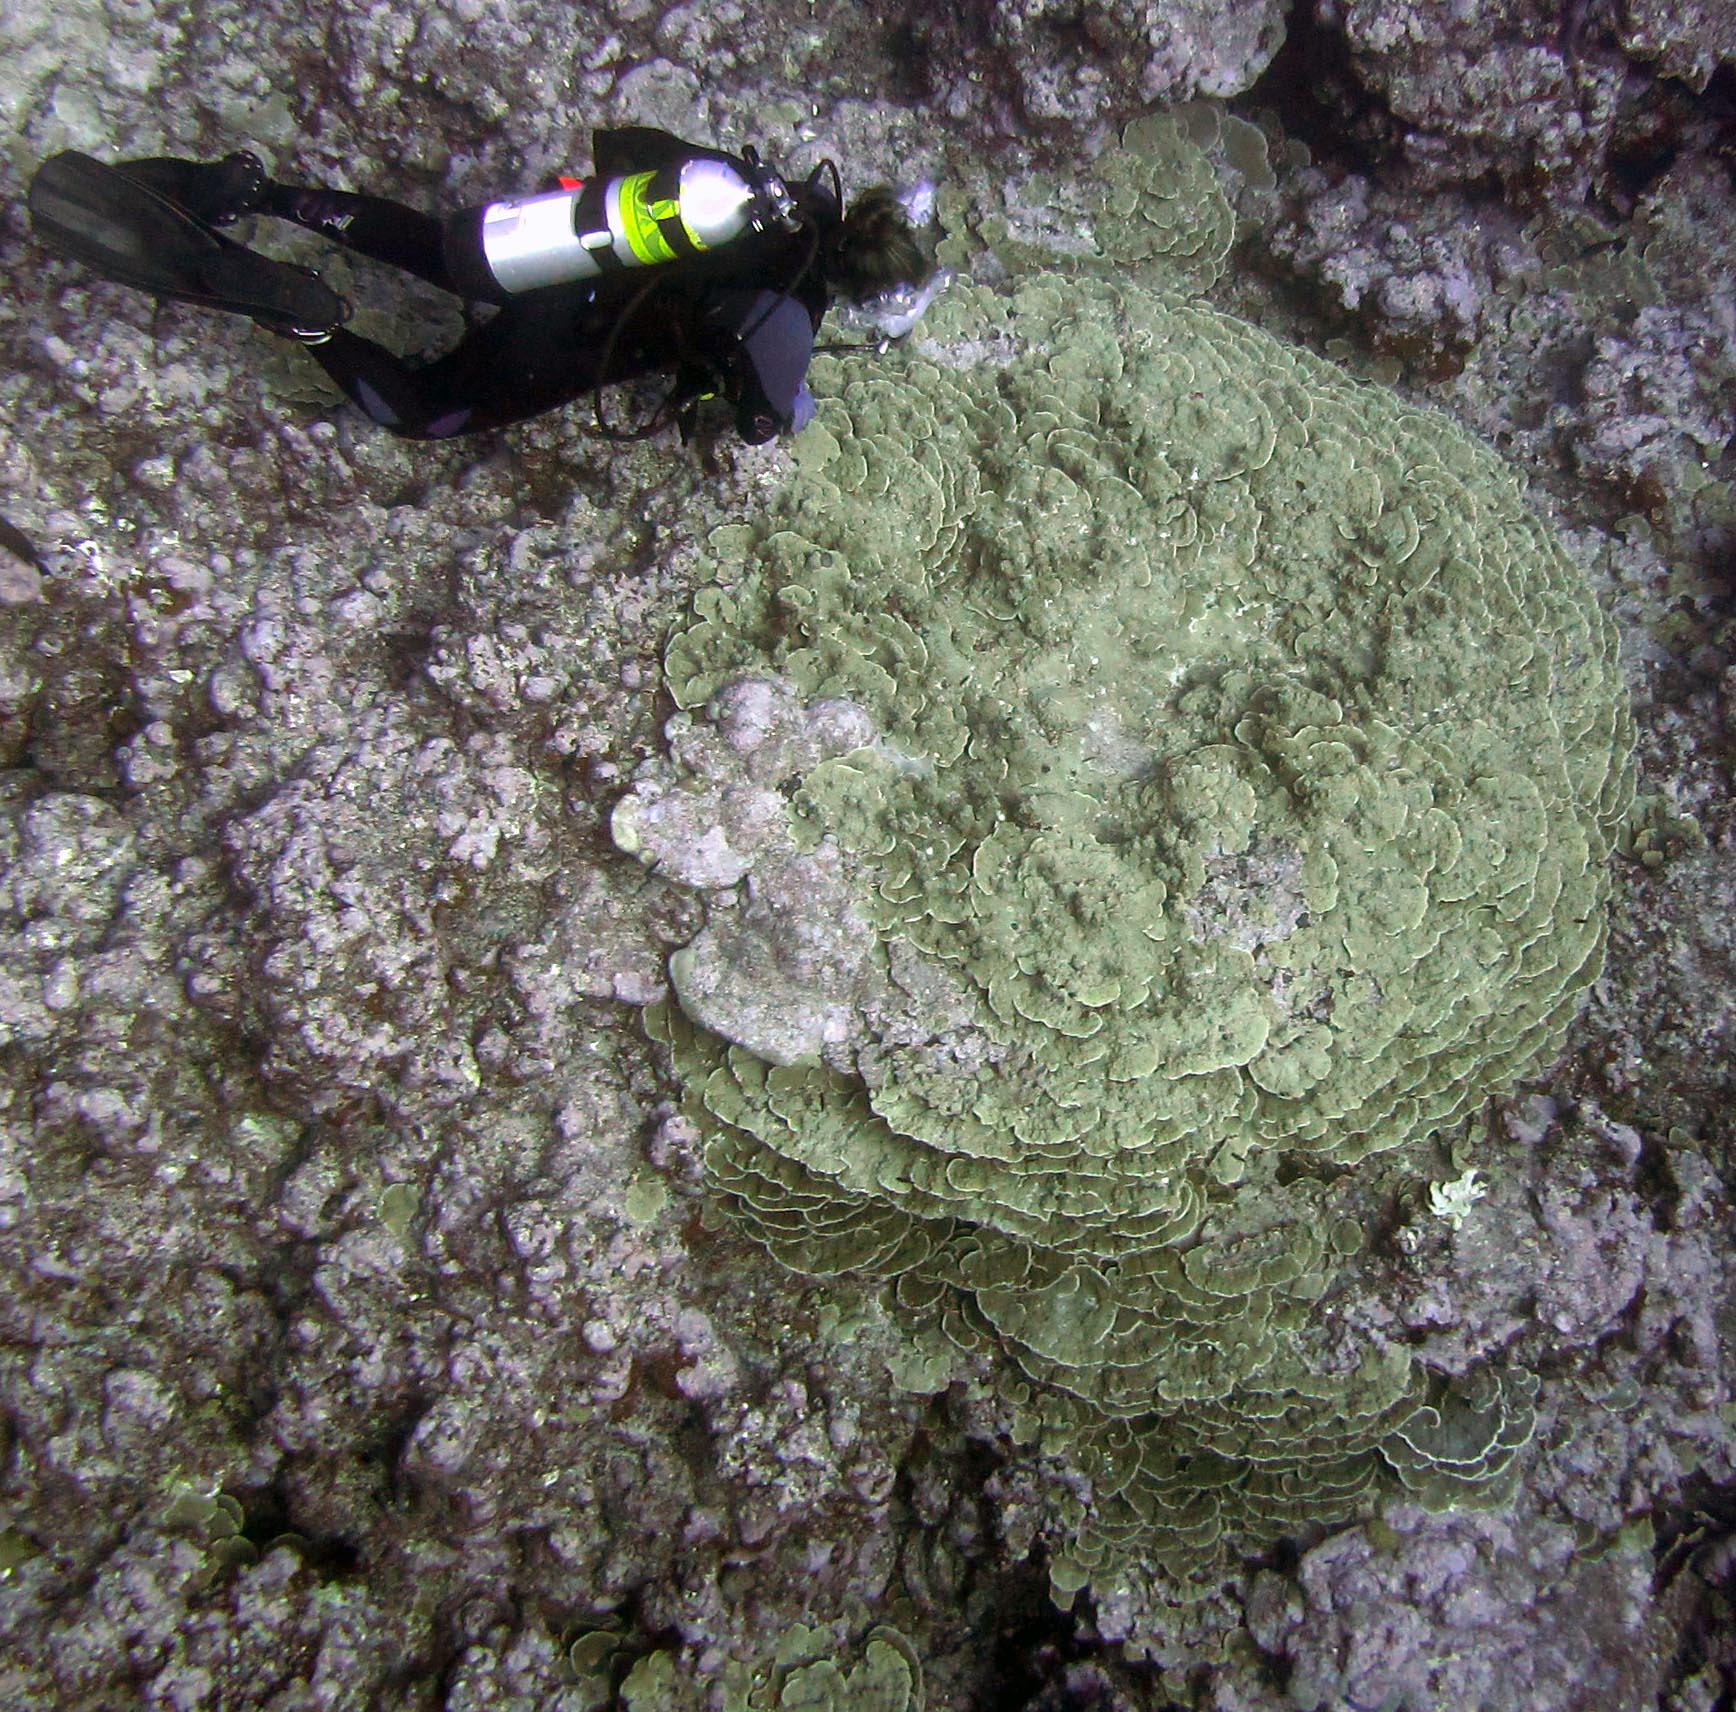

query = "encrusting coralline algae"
[{"left": 613, "top": 118, "right": 1637, "bottom": 1603}]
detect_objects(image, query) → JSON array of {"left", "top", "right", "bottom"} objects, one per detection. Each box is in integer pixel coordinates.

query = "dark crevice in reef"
[
  {"left": 1654, "top": 1470, "right": 1736, "bottom": 1578},
  {"left": 233, "top": 1478, "right": 364, "bottom": 1579},
  {"left": 1600, "top": 47, "right": 1736, "bottom": 211},
  {"left": 892, "top": 1427, "right": 1105, "bottom": 1710},
  {"left": 1709, "top": 61, "right": 1736, "bottom": 168},
  {"left": 966, "top": 1559, "right": 1108, "bottom": 1712},
  {"left": 358, "top": 1391, "right": 436, "bottom": 1509},
  {"left": 1243, "top": 0, "right": 1389, "bottom": 177},
  {"left": 883, "top": 0, "right": 1001, "bottom": 119},
  {"left": 1602, "top": 119, "right": 1683, "bottom": 207},
  {"left": 883, "top": 15, "right": 945, "bottom": 106},
  {"left": 1651, "top": 1472, "right": 1736, "bottom": 1711}
]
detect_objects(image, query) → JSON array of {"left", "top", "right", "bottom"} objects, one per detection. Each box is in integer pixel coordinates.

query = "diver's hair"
[{"left": 828, "top": 185, "right": 933, "bottom": 305}]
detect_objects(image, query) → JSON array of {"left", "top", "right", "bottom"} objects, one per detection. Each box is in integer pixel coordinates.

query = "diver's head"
[{"left": 826, "top": 185, "right": 934, "bottom": 306}]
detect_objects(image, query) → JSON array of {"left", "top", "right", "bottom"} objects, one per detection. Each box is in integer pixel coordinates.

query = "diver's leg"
[
  {"left": 286, "top": 315, "right": 574, "bottom": 440},
  {"left": 262, "top": 184, "right": 456, "bottom": 292},
  {"left": 286, "top": 327, "right": 478, "bottom": 439},
  {"left": 293, "top": 297, "right": 623, "bottom": 439}
]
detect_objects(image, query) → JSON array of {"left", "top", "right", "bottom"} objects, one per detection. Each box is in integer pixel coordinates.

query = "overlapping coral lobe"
[{"left": 642, "top": 256, "right": 1633, "bottom": 1582}]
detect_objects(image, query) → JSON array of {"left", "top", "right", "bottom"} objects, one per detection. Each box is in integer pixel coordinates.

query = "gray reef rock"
[
  {"left": 1315, "top": 0, "right": 1629, "bottom": 193},
  {"left": 979, "top": 0, "right": 1289, "bottom": 126}
]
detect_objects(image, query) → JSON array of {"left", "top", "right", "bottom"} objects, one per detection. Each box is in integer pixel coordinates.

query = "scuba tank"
[{"left": 444, "top": 149, "right": 800, "bottom": 302}]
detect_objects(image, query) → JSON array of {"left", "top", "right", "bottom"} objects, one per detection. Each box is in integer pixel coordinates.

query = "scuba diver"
[{"left": 27, "top": 128, "right": 935, "bottom": 445}]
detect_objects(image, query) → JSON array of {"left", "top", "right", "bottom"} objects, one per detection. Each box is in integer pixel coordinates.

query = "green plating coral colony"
[{"left": 618, "top": 116, "right": 1635, "bottom": 1601}]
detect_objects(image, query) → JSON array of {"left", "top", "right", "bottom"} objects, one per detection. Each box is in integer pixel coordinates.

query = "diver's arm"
[{"left": 692, "top": 289, "right": 819, "bottom": 443}]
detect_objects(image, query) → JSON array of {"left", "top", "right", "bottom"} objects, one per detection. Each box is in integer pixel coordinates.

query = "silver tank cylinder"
[{"left": 470, "top": 157, "right": 764, "bottom": 296}]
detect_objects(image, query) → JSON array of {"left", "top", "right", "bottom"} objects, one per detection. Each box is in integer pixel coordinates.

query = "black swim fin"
[{"left": 28, "top": 150, "right": 344, "bottom": 332}]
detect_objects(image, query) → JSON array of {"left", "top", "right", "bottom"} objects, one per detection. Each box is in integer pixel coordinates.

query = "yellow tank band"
[
  {"left": 663, "top": 198, "right": 711, "bottom": 255},
  {"left": 661, "top": 197, "right": 708, "bottom": 254},
  {"left": 617, "top": 172, "right": 680, "bottom": 265}
]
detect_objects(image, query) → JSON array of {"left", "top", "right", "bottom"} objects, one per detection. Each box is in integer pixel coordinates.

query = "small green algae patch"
[
  {"left": 638, "top": 160, "right": 1634, "bottom": 1598},
  {"left": 377, "top": 1181, "right": 419, "bottom": 1242},
  {"left": 625, "top": 1176, "right": 670, "bottom": 1226},
  {"left": 0, "top": 1528, "right": 41, "bottom": 1575}
]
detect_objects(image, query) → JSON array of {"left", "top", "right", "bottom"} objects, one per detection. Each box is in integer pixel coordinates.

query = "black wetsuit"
[{"left": 258, "top": 128, "right": 834, "bottom": 444}]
